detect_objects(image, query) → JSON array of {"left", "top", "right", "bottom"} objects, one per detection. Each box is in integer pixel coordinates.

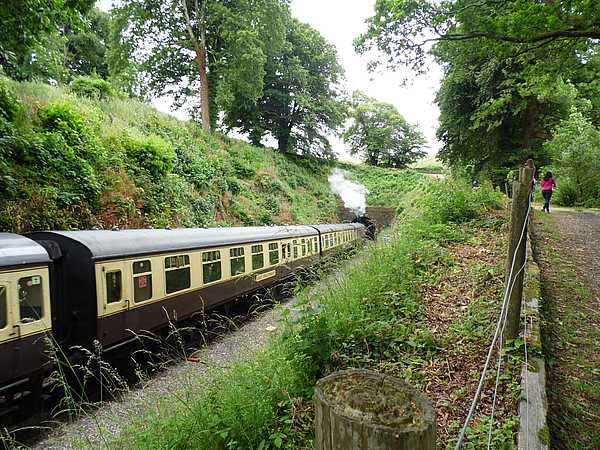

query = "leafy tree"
[
  {"left": 356, "top": 0, "right": 600, "bottom": 181},
  {"left": 544, "top": 108, "right": 600, "bottom": 206},
  {"left": 343, "top": 91, "right": 426, "bottom": 168},
  {"left": 65, "top": 7, "right": 111, "bottom": 79},
  {"left": 0, "top": 0, "right": 94, "bottom": 80},
  {"left": 115, "top": 0, "right": 289, "bottom": 131},
  {"left": 356, "top": 0, "right": 600, "bottom": 73},
  {"left": 224, "top": 18, "right": 346, "bottom": 157}
]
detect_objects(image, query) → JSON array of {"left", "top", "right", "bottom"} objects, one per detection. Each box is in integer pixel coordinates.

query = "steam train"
[{"left": 0, "top": 222, "right": 366, "bottom": 399}]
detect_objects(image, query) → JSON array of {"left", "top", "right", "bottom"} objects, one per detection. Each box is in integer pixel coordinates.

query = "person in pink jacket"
[{"left": 540, "top": 171, "right": 557, "bottom": 213}]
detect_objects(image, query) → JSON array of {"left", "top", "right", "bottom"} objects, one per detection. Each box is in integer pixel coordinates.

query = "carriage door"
[
  {"left": 0, "top": 281, "right": 14, "bottom": 342},
  {"left": 96, "top": 262, "right": 132, "bottom": 344},
  {"left": 0, "top": 280, "right": 17, "bottom": 381}
]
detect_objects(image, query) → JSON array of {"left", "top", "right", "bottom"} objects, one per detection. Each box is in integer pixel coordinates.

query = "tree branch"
[{"left": 425, "top": 27, "right": 600, "bottom": 45}]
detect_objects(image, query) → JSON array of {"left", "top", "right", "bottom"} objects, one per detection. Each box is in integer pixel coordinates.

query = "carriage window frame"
[
  {"left": 301, "top": 238, "right": 307, "bottom": 257},
  {"left": 105, "top": 270, "right": 122, "bottom": 304},
  {"left": 230, "top": 247, "right": 246, "bottom": 277},
  {"left": 251, "top": 244, "right": 264, "bottom": 270},
  {"left": 308, "top": 238, "right": 313, "bottom": 254},
  {"left": 202, "top": 250, "right": 222, "bottom": 284},
  {"left": 268, "top": 243, "right": 279, "bottom": 265},
  {"left": 0, "top": 285, "right": 7, "bottom": 330},
  {"left": 165, "top": 254, "right": 191, "bottom": 294},
  {"left": 133, "top": 259, "right": 153, "bottom": 303}
]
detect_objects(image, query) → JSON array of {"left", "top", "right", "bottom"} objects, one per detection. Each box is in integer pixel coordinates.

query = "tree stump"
[{"left": 315, "top": 369, "right": 436, "bottom": 450}]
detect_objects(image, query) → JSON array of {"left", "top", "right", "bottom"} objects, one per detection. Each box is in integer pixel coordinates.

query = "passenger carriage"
[
  {"left": 0, "top": 234, "right": 52, "bottom": 395},
  {"left": 0, "top": 223, "right": 365, "bottom": 397},
  {"left": 30, "top": 224, "right": 364, "bottom": 352}
]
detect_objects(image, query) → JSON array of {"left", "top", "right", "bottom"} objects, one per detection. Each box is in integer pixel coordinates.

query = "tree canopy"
[
  {"left": 223, "top": 18, "right": 347, "bottom": 157},
  {"left": 343, "top": 91, "right": 426, "bottom": 168},
  {"left": 115, "top": 0, "right": 289, "bottom": 130},
  {"left": 0, "top": 0, "right": 95, "bottom": 80},
  {"left": 357, "top": 0, "right": 600, "bottom": 182}
]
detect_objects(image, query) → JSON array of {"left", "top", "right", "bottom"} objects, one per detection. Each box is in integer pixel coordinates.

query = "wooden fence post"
[
  {"left": 504, "top": 167, "right": 534, "bottom": 343},
  {"left": 315, "top": 369, "right": 436, "bottom": 450}
]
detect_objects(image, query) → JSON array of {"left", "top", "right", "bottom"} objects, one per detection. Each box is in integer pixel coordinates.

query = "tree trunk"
[
  {"left": 315, "top": 369, "right": 436, "bottom": 450},
  {"left": 195, "top": 45, "right": 211, "bottom": 131}
]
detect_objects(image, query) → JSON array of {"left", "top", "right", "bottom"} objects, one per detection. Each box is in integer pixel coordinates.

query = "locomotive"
[{"left": 0, "top": 223, "right": 365, "bottom": 399}]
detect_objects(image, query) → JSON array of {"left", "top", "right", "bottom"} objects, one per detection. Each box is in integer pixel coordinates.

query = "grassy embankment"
[
  {"left": 102, "top": 179, "right": 521, "bottom": 450},
  {"left": 0, "top": 77, "right": 423, "bottom": 233},
  {"left": 532, "top": 213, "right": 600, "bottom": 449}
]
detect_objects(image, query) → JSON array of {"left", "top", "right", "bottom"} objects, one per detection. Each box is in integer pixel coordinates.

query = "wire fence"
[{"left": 454, "top": 172, "right": 533, "bottom": 449}]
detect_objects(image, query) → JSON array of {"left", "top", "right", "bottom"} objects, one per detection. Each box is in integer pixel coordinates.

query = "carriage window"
[
  {"left": 308, "top": 239, "right": 313, "bottom": 254},
  {"left": 230, "top": 247, "right": 245, "bottom": 276},
  {"left": 203, "top": 250, "right": 222, "bottom": 283},
  {"left": 301, "top": 239, "right": 307, "bottom": 257},
  {"left": 165, "top": 255, "right": 191, "bottom": 294},
  {"left": 269, "top": 243, "right": 279, "bottom": 265},
  {"left": 0, "top": 286, "right": 7, "bottom": 329},
  {"left": 18, "top": 276, "right": 45, "bottom": 322},
  {"left": 133, "top": 260, "right": 153, "bottom": 303},
  {"left": 105, "top": 271, "right": 122, "bottom": 304},
  {"left": 293, "top": 245, "right": 298, "bottom": 259},
  {"left": 252, "top": 245, "right": 264, "bottom": 270}
]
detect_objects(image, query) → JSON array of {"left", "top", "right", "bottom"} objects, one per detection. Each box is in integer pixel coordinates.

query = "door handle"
[{"left": 9, "top": 324, "right": 20, "bottom": 337}]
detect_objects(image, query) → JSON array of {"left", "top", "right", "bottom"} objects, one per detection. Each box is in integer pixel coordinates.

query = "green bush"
[
  {"left": 418, "top": 179, "right": 503, "bottom": 224},
  {"left": 38, "top": 102, "right": 88, "bottom": 145},
  {"left": 123, "top": 134, "right": 175, "bottom": 179},
  {"left": 70, "top": 75, "right": 116, "bottom": 100},
  {"left": 553, "top": 176, "right": 579, "bottom": 206},
  {"left": 0, "top": 77, "right": 20, "bottom": 121}
]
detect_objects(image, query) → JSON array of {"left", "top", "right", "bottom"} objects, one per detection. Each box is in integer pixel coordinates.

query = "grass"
[
  {"left": 1, "top": 77, "right": 425, "bottom": 233},
  {"left": 531, "top": 212, "right": 600, "bottom": 449},
  {"left": 83, "top": 179, "right": 521, "bottom": 450}
]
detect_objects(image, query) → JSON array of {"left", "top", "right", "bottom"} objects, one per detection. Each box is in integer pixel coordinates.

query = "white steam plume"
[{"left": 328, "top": 169, "right": 369, "bottom": 217}]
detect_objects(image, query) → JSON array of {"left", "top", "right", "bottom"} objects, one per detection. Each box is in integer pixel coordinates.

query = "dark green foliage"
[
  {"left": 343, "top": 91, "right": 426, "bottom": 168},
  {"left": 0, "top": 0, "right": 94, "bottom": 80},
  {"left": 65, "top": 7, "right": 111, "bottom": 78},
  {"left": 224, "top": 18, "right": 346, "bottom": 156},
  {"left": 70, "top": 76, "right": 116, "bottom": 100},
  {"left": 122, "top": 134, "right": 175, "bottom": 179},
  {"left": 357, "top": 0, "right": 600, "bottom": 184},
  {"left": 0, "top": 77, "right": 20, "bottom": 121}
]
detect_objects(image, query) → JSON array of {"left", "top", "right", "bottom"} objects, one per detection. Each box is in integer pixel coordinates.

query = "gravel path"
[
  {"left": 533, "top": 209, "right": 600, "bottom": 448},
  {"left": 552, "top": 210, "right": 600, "bottom": 293},
  {"left": 32, "top": 297, "right": 300, "bottom": 450}
]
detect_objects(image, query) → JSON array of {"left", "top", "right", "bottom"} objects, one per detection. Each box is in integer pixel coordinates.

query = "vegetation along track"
[{"left": 531, "top": 209, "right": 600, "bottom": 449}]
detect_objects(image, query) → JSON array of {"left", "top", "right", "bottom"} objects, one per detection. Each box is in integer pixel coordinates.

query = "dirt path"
[{"left": 531, "top": 209, "right": 600, "bottom": 449}]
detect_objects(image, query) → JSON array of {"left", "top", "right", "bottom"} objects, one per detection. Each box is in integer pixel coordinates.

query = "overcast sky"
[{"left": 97, "top": 0, "right": 442, "bottom": 159}]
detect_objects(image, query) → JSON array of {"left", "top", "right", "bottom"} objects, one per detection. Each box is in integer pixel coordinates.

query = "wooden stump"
[{"left": 315, "top": 369, "right": 436, "bottom": 450}]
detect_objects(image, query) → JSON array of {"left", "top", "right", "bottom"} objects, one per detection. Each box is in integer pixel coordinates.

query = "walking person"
[{"left": 540, "top": 171, "right": 557, "bottom": 213}]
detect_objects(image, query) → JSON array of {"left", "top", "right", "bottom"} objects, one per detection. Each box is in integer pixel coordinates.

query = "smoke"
[{"left": 328, "top": 169, "right": 369, "bottom": 216}]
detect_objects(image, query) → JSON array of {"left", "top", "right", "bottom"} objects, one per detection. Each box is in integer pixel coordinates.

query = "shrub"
[
  {"left": 70, "top": 76, "right": 116, "bottom": 100},
  {"left": 0, "top": 77, "right": 20, "bottom": 121},
  {"left": 38, "top": 102, "right": 87, "bottom": 145},
  {"left": 123, "top": 134, "right": 175, "bottom": 179},
  {"left": 553, "top": 176, "right": 579, "bottom": 206},
  {"left": 418, "top": 179, "right": 503, "bottom": 224}
]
